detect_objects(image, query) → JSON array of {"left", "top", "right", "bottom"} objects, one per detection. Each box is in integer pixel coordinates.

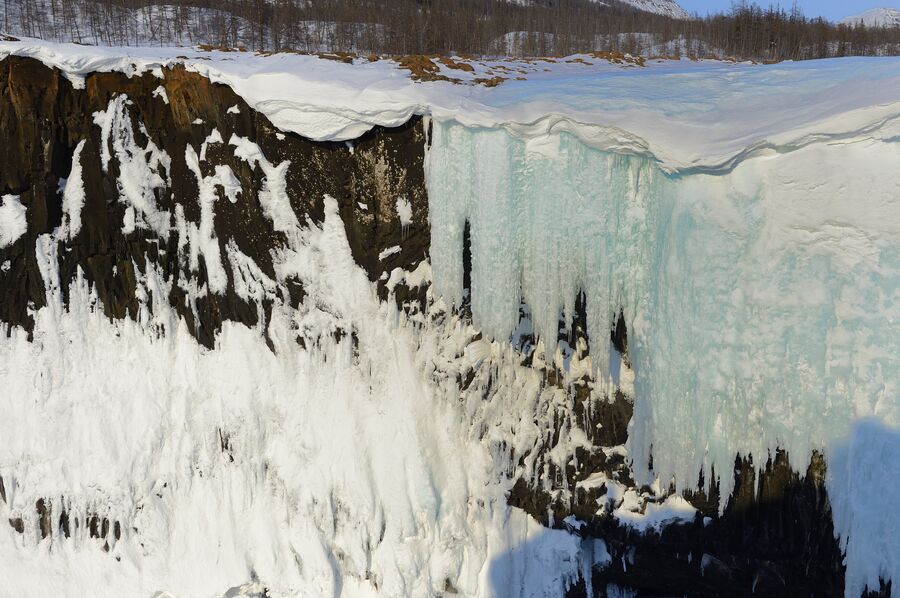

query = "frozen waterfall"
[{"left": 425, "top": 119, "right": 900, "bottom": 594}]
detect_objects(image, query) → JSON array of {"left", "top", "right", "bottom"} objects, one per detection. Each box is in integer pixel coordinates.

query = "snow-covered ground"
[
  {"left": 2, "top": 39, "right": 897, "bottom": 172},
  {"left": 0, "top": 39, "right": 899, "bottom": 597}
]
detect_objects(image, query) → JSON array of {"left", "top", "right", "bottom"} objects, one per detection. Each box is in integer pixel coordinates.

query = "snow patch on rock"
[
  {"left": 0, "top": 195, "right": 26, "bottom": 248},
  {"left": 93, "top": 95, "right": 172, "bottom": 237},
  {"left": 61, "top": 139, "right": 87, "bottom": 239}
]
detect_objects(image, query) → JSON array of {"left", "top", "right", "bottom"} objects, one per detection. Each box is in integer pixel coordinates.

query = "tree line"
[{"left": 2, "top": 0, "right": 899, "bottom": 60}]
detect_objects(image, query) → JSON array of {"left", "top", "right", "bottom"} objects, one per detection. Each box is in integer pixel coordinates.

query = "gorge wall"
[{"left": 0, "top": 55, "right": 890, "bottom": 597}]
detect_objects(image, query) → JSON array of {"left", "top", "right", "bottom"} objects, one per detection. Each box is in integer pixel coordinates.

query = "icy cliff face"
[
  {"left": 429, "top": 118, "right": 900, "bottom": 489},
  {"left": 426, "top": 120, "right": 900, "bottom": 595},
  {"left": 0, "top": 55, "right": 603, "bottom": 598},
  {"left": 0, "top": 43, "right": 898, "bottom": 598}
]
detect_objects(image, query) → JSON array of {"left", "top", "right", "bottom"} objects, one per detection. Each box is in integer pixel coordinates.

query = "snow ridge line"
[{"left": 2, "top": 39, "right": 900, "bottom": 174}]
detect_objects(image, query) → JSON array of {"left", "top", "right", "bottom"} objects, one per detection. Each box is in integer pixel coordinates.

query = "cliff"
[{"left": 0, "top": 53, "right": 882, "bottom": 597}]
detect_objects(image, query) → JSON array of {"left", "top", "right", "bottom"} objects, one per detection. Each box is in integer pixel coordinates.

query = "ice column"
[{"left": 426, "top": 120, "right": 658, "bottom": 375}]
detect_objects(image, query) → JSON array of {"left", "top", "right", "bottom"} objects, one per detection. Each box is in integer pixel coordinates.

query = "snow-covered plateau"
[{"left": 0, "top": 39, "right": 898, "bottom": 597}]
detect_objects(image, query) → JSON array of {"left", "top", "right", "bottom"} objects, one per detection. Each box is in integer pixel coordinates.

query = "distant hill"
[
  {"left": 612, "top": 0, "right": 690, "bottom": 19},
  {"left": 516, "top": 0, "right": 691, "bottom": 19},
  {"left": 840, "top": 8, "right": 900, "bottom": 28}
]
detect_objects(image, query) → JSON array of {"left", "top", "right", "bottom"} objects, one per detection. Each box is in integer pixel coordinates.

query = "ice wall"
[{"left": 426, "top": 120, "right": 900, "bottom": 592}]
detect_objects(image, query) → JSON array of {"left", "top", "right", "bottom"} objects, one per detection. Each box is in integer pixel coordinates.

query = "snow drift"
[{"left": 2, "top": 39, "right": 899, "bottom": 171}]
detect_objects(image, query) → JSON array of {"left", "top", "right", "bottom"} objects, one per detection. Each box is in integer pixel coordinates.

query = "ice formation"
[
  {"left": 0, "top": 97, "right": 618, "bottom": 595},
  {"left": 426, "top": 119, "right": 900, "bottom": 589},
  {"left": 0, "top": 198, "right": 597, "bottom": 598},
  {"left": 0, "top": 38, "right": 897, "bottom": 597},
  {"left": 229, "top": 134, "right": 298, "bottom": 233}
]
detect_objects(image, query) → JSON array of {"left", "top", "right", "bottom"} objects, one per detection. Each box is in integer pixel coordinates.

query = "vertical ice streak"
[
  {"left": 427, "top": 121, "right": 663, "bottom": 374},
  {"left": 426, "top": 122, "right": 473, "bottom": 309},
  {"left": 61, "top": 139, "right": 87, "bottom": 239},
  {"left": 468, "top": 128, "right": 522, "bottom": 342}
]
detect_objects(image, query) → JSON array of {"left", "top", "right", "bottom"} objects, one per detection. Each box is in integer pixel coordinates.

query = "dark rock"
[
  {"left": 36, "top": 498, "right": 51, "bottom": 538},
  {"left": 9, "top": 517, "right": 24, "bottom": 534}
]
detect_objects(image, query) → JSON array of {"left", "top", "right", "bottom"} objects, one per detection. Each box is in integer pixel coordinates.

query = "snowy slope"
[
  {"left": 0, "top": 39, "right": 898, "bottom": 597},
  {"left": 511, "top": 0, "right": 690, "bottom": 19},
  {"left": 840, "top": 7, "right": 900, "bottom": 28},
  {"left": 612, "top": 0, "right": 690, "bottom": 19}
]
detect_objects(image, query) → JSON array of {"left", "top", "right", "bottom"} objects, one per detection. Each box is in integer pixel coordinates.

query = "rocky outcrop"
[
  {"left": 0, "top": 54, "right": 865, "bottom": 596},
  {"left": 0, "top": 55, "right": 429, "bottom": 347}
]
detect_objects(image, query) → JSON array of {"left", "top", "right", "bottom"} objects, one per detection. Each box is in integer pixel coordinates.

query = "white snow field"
[{"left": 0, "top": 39, "right": 899, "bottom": 597}]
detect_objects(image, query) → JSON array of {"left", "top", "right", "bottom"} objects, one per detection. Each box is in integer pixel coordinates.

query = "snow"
[
  {"left": 840, "top": 8, "right": 900, "bottom": 28},
  {"left": 378, "top": 245, "right": 401, "bottom": 261},
  {"left": 152, "top": 85, "right": 169, "bottom": 104},
  {"left": 0, "top": 195, "right": 26, "bottom": 248},
  {"left": 1, "top": 39, "right": 898, "bottom": 172},
  {"left": 60, "top": 140, "right": 87, "bottom": 239},
  {"left": 395, "top": 196, "right": 413, "bottom": 229},
  {"left": 827, "top": 420, "right": 900, "bottom": 597},
  {"left": 229, "top": 135, "right": 298, "bottom": 233},
  {"left": 182, "top": 145, "right": 231, "bottom": 294},
  {"left": 574, "top": 473, "right": 698, "bottom": 532},
  {"left": 0, "top": 192, "right": 594, "bottom": 597},
  {"left": 514, "top": 0, "right": 689, "bottom": 18},
  {"left": 613, "top": 494, "right": 696, "bottom": 532}
]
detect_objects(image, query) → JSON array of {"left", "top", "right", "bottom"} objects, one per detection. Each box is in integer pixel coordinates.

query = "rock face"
[
  {"left": 0, "top": 55, "right": 429, "bottom": 348},
  {"left": 0, "top": 55, "right": 858, "bottom": 596}
]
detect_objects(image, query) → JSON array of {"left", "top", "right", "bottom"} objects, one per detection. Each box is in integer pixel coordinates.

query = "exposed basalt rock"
[
  {"left": 0, "top": 54, "right": 868, "bottom": 596},
  {"left": 0, "top": 55, "right": 429, "bottom": 347},
  {"left": 504, "top": 307, "right": 848, "bottom": 596},
  {"left": 565, "top": 451, "right": 845, "bottom": 597}
]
